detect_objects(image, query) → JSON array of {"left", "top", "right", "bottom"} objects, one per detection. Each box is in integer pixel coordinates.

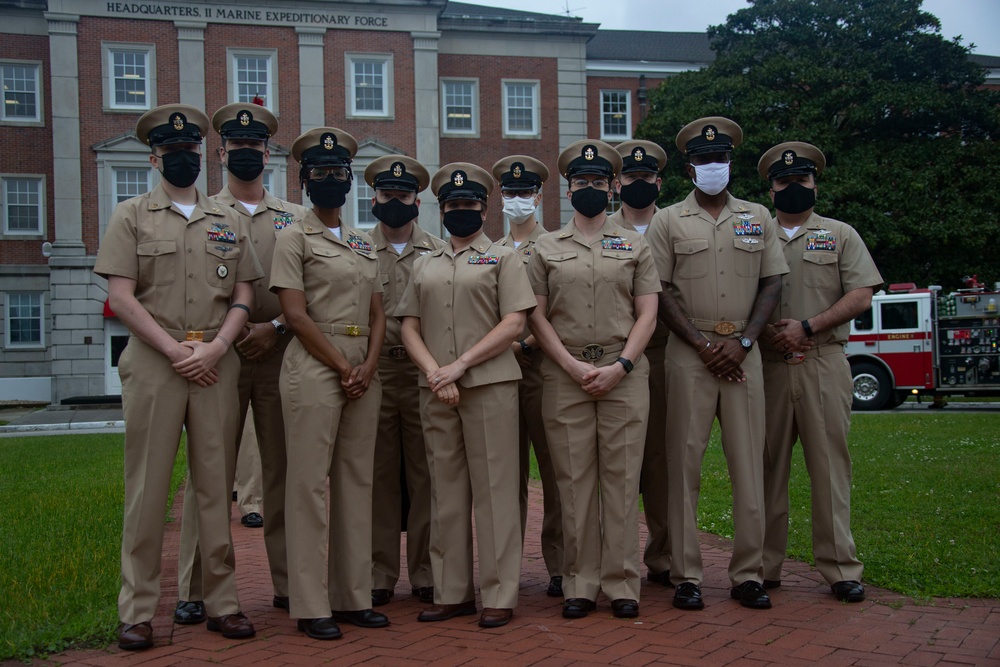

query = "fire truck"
[{"left": 845, "top": 277, "right": 1000, "bottom": 410}]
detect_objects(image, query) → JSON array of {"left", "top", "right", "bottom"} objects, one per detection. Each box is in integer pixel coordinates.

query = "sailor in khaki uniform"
[
  {"left": 175, "top": 101, "right": 309, "bottom": 624},
  {"left": 645, "top": 117, "right": 788, "bottom": 611},
  {"left": 95, "top": 103, "right": 261, "bottom": 650},
  {"left": 397, "top": 163, "right": 536, "bottom": 629},
  {"left": 756, "top": 142, "right": 882, "bottom": 603},
  {"left": 527, "top": 141, "right": 660, "bottom": 620},
  {"left": 608, "top": 140, "right": 673, "bottom": 588},
  {"left": 491, "top": 155, "right": 565, "bottom": 598},
  {"left": 270, "top": 128, "right": 387, "bottom": 640},
  {"left": 365, "top": 155, "right": 444, "bottom": 608}
]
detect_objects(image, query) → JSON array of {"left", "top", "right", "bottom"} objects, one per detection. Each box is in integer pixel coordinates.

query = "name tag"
[{"left": 468, "top": 255, "right": 499, "bottom": 265}]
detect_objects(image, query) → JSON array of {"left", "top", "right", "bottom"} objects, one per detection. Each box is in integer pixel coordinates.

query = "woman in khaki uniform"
[
  {"left": 527, "top": 141, "right": 660, "bottom": 620},
  {"left": 270, "top": 128, "right": 386, "bottom": 640},
  {"left": 396, "top": 163, "right": 536, "bottom": 629}
]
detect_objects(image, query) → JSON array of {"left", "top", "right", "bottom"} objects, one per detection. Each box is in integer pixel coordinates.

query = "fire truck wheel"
[{"left": 851, "top": 362, "right": 893, "bottom": 411}]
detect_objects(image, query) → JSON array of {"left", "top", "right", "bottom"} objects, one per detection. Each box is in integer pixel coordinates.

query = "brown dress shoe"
[
  {"left": 417, "top": 601, "right": 477, "bottom": 622},
  {"left": 479, "top": 607, "right": 513, "bottom": 628},
  {"left": 117, "top": 621, "right": 153, "bottom": 650},
  {"left": 206, "top": 612, "right": 256, "bottom": 639}
]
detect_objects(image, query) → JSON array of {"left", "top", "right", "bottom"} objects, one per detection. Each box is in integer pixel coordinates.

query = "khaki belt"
[
  {"left": 316, "top": 323, "right": 370, "bottom": 337},
  {"left": 382, "top": 344, "right": 409, "bottom": 360},
  {"left": 760, "top": 343, "right": 845, "bottom": 364},
  {"left": 165, "top": 327, "right": 220, "bottom": 342},
  {"left": 688, "top": 318, "right": 748, "bottom": 335},
  {"left": 564, "top": 342, "right": 624, "bottom": 361}
]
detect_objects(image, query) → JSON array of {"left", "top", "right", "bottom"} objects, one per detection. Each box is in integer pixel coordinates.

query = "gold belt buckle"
[
  {"left": 714, "top": 321, "right": 737, "bottom": 335},
  {"left": 784, "top": 351, "right": 805, "bottom": 365},
  {"left": 346, "top": 325, "right": 361, "bottom": 337},
  {"left": 185, "top": 330, "right": 204, "bottom": 342},
  {"left": 581, "top": 343, "right": 605, "bottom": 360},
  {"left": 388, "top": 345, "right": 408, "bottom": 359}
]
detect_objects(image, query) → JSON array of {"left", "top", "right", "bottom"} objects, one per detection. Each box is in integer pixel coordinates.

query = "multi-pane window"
[
  {"left": 442, "top": 79, "right": 477, "bottom": 134},
  {"left": 1, "top": 63, "right": 40, "bottom": 122},
  {"left": 110, "top": 50, "right": 148, "bottom": 109},
  {"left": 350, "top": 58, "right": 390, "bottom": 116},
  {"left": 6, "top": 293, "right": 43, "bottom": 347},
  {"left": 2, "top": 177, "right": 43, "bottom": 235},
  {"left": 355, "top": 182, "right": 377, "bottom": 230},
  {"left": 502, "top": 81, "right": 539, "bottom": 137},
  {"left": 601, "top": 90, "right": 631, "bottom": 140},
  {"left": 113, "top": 168, "right": 150, "bottom": 204},
  {"left": 234, "top": 54, "right": 272, "bottom": 107}
]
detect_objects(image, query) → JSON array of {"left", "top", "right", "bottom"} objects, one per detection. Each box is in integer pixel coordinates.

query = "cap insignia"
[
  {"left": 322, "top": 133, "right": 336, "bottom": 150},
  {"left": 705, "top": 126, "right": 716, "bottom": 142},
  {"left": 239, "top": 111, "right": 251, "bottom": 126},
  {"left": 513, "top": 164, "right": 522, "bottom": 178},
  {"left": 392, "top": 162, "right": 404, "bottom": 177},
  {"left": 171, "top": 113, "right": 185, "bottom": 131},
  {"left": 633, "top": 147, "right": 644, "bottom": 162},
  {"left": 783, "top": 150, "right": 796, "bottom": 165},
  {"left": 452, "top": 171, "right": 465, "bottom": 187},
  {"left": 584, "top": 146, "right": 596, "bottom": 161}
]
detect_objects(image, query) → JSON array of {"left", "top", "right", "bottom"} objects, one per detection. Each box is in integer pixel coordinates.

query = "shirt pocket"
[
  {"left": 309, "top": 244, "right": 342, "bottom": 282},
  {"left": 547, "top": 251, "right": 578, "bottom": 284},
  {"left": 733, "top": 237, "right": 764, "bottom": 277},
  {"left": 136, "top": 239, "right": 178, "bottom": 287},
  {"left": 673, "top": 238, "right": 710, "bottom": 280},
  {"left": 802, "top": 250, "right": 839, "bottom": 289},
  {"left": 601, "top": 249, "right": 635, "bottom": 282},
  {"left": 206, "top": 243, "right": 241, "bottom": 289}
]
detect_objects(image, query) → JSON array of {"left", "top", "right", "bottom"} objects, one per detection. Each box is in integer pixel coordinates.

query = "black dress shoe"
[
  {"left": 672, "top": 582, "right": 704, "bottom": 610},
  {"left": 330, "top": 608, "right": 389, "bottom": 628},
  {"left": 272, "top": 595, "right": 289, "bottom": 610},
  {"left": 411, "top": 586, "right": 434, "bottom": 604},
  {"left": 117, "top": 621, "right": 153, "bottom": 650},
  {"left": 763, "top": 579, "right": 781, "bottom": 589},
  {"left": 647, "top": 570, "right": 674, "bottom": 588},
  {"left": 546, "top": 576, "right": 563, "bottom": 597},
  {"left": 562, "top": 598, "right": 596, "bottom": 619},
  {"left": 831, "top": 580, "right": 865, "bottom": 602},
  {"left": 173, "top": 600, "right": 206, "bottom": 625},
  {"left": 297, "top": 617, "right": 342, "bottom": 640},
  {"left": 372, "top": 588, "right": 394, "bottom": 607},
  {"left": 731, "top": 581, "right": 772, "bottom": 609},
  {"left": 418, "top": 601, "right": 477, "bottom": 622},
  {"left": 241, "top": 512, "right": 263, "bottom": 528},
  {"left": 611, "top": 599, "right": 639, "bottom": 618}
]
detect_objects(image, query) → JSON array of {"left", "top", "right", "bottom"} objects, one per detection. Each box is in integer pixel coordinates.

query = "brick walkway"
[{"left": 32, "top": 483, "right": 1000, "bottom": 666}]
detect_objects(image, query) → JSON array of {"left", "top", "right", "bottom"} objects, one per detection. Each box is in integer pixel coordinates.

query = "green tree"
[{"left": 637, "top": 0, "right": 1000, "bottom": 289}]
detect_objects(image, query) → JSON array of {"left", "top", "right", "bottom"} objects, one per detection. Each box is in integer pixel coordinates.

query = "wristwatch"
[
  {"left": 616, "top": 357, "right": 634, "bottom": 374},
  {"left": 271, "top": 319, "right": 287, "bottom": 335},
  {"left": 739, "top": 336, "right": 754, "bottom": 351},
  {"left": 519, "top": 339, "right": 533, "bottom": 355}
]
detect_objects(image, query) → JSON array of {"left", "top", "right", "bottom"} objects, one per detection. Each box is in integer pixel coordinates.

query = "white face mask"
[
  {"left": 503, "top": 197, "right": 537, "bottom": 224},
  {"left": 691, "top": 162, "right": 730, "bottom": 196}
]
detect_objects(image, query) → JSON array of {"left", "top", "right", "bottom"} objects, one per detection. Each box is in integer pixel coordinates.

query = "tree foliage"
[{"left": 636, "top": 0, "right": 1000, "bottom": 289}]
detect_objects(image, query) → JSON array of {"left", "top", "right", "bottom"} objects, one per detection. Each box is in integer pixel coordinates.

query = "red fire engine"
[{"left": 845, "top": 276, "right": 1000, "bottom": 410}]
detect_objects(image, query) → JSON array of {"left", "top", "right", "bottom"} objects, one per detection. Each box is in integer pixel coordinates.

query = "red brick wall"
[{"left": 0, "top": 34, "right": 51, "bottom": 267}]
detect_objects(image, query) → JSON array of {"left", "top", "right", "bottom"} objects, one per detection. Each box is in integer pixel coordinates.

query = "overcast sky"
[{"left": 468, "top": 0, "right": 1000, "bottom": 56}]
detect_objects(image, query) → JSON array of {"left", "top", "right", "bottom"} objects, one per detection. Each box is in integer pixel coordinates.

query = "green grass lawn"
[{"left": 0, "top": 433, "right": 187, "bottom": 661}]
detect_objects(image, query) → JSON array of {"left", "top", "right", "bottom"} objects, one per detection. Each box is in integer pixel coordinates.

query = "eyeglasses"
[
  {"left": 308, "top": 166, "right": 350, "bottom": 182},
  {"left": 501, "top": 189, "right": 538, "bottom": 200},
  {"left": 570, "top": 178, "right": 610, "bottom": 191}
]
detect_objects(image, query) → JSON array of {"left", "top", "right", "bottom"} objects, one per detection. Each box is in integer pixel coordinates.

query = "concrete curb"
[{"left": 0, "top": 420, "right": 125, "bottom": 433}]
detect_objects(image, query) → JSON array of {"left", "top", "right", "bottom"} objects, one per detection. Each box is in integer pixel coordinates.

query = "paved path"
[{"left": 20, "top": 481, "right": 999, "bottom": 666}]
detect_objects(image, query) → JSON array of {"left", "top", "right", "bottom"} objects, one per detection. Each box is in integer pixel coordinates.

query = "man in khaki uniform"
[
  {"left": 646, "top": 117, "right": 787, "bottom": 611},
  {"left": 365, "top": 155, "right": 443, "bottom": 607},
  {"left": 397, "top": 163, "right": 536, "bottom": 629},
  {"left": 95, "top": 103, "right": 262, "bottom": 650},
  {"left": 491, "top": 155, "right": 564, "bottom": 598},
  {"left": 527, "top": 140, "right": 660, "bottom": 620},
  {"left": 174, "top": 102, "right": 309, "bottom": 625},
  {"left": 233, "top": 408, "right": 263, "bottom": 528},
  {"left": 756, "top": 142, "right": 882, "bottom": 603},
  {"left": 608, "top": 140, "right": 672, "bottom": 588}
]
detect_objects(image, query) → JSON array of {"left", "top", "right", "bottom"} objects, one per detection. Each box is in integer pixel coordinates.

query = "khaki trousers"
[
  {"left": 762, "top": 353, "right": 863, "bottom": 584},
  {"left": 118, "top": 336, "right": 241, "bottom": 623},
  {"left": 281, "top": 336, "right": 382, "bottom": 618},
  {"left": 666, "top": 335, "right": 766, "bottom": 586},
  {"left": 541, "top": 354, "right": 649, "bottom": 602},
  {"left": 371, "top": 355, "right": 433, "bottom": 590},
  {"left": 233, "top": 412, "right": 262, "bottom": 516},
  {"left": 639, "top": 342, "right": 670, "bottom": 576},
  {"left": 421, "top": 381, "right": 522, "bottom": 609}
]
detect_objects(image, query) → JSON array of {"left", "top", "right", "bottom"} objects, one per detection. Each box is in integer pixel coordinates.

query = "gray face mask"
[{"left": 691, "top": 162, "right": 730, "bottom": 196}]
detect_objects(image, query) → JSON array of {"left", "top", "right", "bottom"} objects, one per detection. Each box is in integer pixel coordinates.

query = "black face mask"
[
  {"left": 442, "top": 208, "right": 483, "bottom": 238},
  {"left": 225, "top": 147, "right": 265, "bottom": 182},
  {"left": 773, "top": 182, "right": 816, "bottom": 215},
  {"left": 306, "top": 177, "right": 352, "bottom": 210},
  {"left": 372, "top": 198, "right": 419, "bottom": 229},
  {"left": 159, "top": 150, "right": 201, "bottom": 188},
  {"left": 571, "top": 186, "right": 609, "bottom": 218},
  {"left": 619, "top": 178, "right": 659, "bottom": 209}
]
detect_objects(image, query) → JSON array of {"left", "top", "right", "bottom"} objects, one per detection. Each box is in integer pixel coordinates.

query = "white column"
[
  {"left": 297, "top": 27, "right": 326, "bottom": 133},
  {"left": 557, "top": 51, "right": 589, "bottom": 226},
  {"left": 412, "top": 31, "right": 441, "bottom": 237},
  {"left": 175, "top": 21, "right": 207, "bottom": 192},
  {"left": 46, "top": 12, "right": 83, "bottom": 251}
]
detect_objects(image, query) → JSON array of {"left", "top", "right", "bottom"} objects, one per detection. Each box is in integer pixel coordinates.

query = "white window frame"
[
  {"left": 440, "top": 78, "right": 479, "bottom": 137},
  {"left": 112, "top": 167, "right": 151, "bottom": 205},
  {"left": 94, "top": 135, "right": 161, "bottom": 242},
  {"left": 345, "top": 53, "right": 394, "bottom": 119},
  {"left": 501, "top": 79, "right": 540, "bottom": 139},
  {"left": 0, "top": 60, "right": 43, "bottom": 126},
  {"left": 101, "top": 43, "right": 156, "bottom": 112},
  {"left": 1, "top": 175, "right": 46, "bottom": 238},
  {"left": 4, "top": 292, "right": 45, "bottom": 349},
  {"left": 227, "top": 49, "right": 279, "bottom": 115},
  {"left": 600, "top": 89, "right": 632, "bottom": 141}
]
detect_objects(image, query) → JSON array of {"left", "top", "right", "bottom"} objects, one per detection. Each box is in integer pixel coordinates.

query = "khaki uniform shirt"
[
  {"left": 95, "top": 184, "right": 263, "bottom": 331},
  {"left": 608, "top": 207, "right": 670, "bottom": 345},
  {"left": 496, "top": 223, "right": 546, "bottom": 341},
  {"left": 370, "top": 223, "right": 444, "bottom": 348},
  {"left": 647, "top": 191, "right": 788, "bottom": 324},
  {"left": 212, "top": 187, "right": 310, "bottom": 324},
  {"left": 269, "top": 212, "right": 382, "bottom": 330},
  {"left": 526, "top": 218, "right": 661, "bottom": 347},
  {"left": 395, "top": 232, "right": 536, "bottom": 389},
  {"left": 771, "top": 213, "right": 883, "bottom": 346}
]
